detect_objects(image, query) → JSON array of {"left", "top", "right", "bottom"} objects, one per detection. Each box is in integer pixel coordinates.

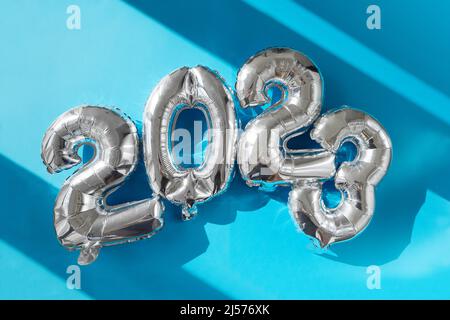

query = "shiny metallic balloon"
[
  {"left": 237, "top": 47, "right": 392, "bottom": 245},
  {"left": 143, "top": 66, "right": 238, "bottom": 220},
  {"left": 41, "top": 106, "right": 164, "bottom": 265},
  {"left": 236, "top": 47, "right": 336, "bottom": 189},
  {"left": 288, "top": 108, "right": 392, "bottom": 246}
]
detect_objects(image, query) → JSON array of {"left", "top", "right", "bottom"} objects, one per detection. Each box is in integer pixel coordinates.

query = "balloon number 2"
[
  {"left": 41, "top": 107, "right": 164, "bottom": 265},
  {"left": 41, "top": 48, "right": 391, "bottom": 264},
  {"left": 237, "top": 48, "right": 392, "bottom": 247}
]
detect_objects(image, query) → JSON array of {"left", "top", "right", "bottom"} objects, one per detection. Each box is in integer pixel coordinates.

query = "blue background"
[{"left": 1, "top": 0, "right": 450, "bottom": 299}]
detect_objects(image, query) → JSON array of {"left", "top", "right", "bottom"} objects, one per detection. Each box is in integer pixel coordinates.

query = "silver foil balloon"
[
  {"left": 236, "top": 47, "right": 336, "bottom": 189},
  {"left": 41, "top": 106, "right": 164, "bottom": 265},
  {"left": 143, "top": 66, "right": 238, "bottom": 220},
  {"left": 237, "top": 47, "right": 392, "bottom": 246},
  {"left": 288, "top": 108, "right": 392, "bottom": 246}
]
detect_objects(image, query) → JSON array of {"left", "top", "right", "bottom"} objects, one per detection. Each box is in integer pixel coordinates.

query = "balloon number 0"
[
  {"left": 144, "top": 66, "right": 237, "bottom": 221},
  {"left": 41, "top": 48, "right": 392, "bottom": 264}
]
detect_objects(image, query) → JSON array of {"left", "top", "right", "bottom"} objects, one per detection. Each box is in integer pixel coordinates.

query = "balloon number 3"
[
  {"left": 236, "top": 48, "right": 392, "bottom": 247},
  {"left": 41, "top": 48, "right": 392, "bottom": 264}
]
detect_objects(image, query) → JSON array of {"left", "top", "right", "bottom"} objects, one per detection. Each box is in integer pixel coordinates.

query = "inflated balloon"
[
  {"left": 289, "top": 108, "right": 392, "bottom": 246},
  {"left": 144, "top": 66, "right": 237, "bottom": 220},
  {"left": 236, "top": 47, "right": 392, "bottom": 245},
  {"left": 236, "top": 47, "right": 336, "bottom": 188},
  {"left": 40, "top": 48, "right": 392, "bottom": 256},
  {"left": 41, "top": 106, "right": 164, "bottom": 265}
]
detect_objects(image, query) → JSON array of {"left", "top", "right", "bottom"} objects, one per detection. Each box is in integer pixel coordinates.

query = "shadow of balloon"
[
  {"left": 0, "top": 150, "right": 269, "bottom": 299},
  {"left": 122, "top": 0, "right": 450, "bottom": 266}
]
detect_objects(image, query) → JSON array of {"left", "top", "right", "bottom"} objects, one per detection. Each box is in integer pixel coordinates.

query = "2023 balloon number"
[{"left": 42, "top": 48, "right": 392, "bottom": 265}]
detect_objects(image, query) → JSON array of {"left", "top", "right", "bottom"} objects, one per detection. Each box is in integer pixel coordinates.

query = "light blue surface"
[{"left": 0, "top": 0, "right": 450, "bottom": 299}]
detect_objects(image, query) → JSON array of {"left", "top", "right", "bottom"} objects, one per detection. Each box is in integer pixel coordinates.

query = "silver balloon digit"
[
  {"left": 41, "top": 106, "right": 164, "bottom": 265},
  {"left": 144, "top": 66, "right": 237, "bottom": 220},
  {"left": 237, "top": 47, "right": 392, "bottom": 245},
  {"left": 289, "top": 108, "right": 392, "bottom": 246},
  {"left": 236, "top": 47, "right": 336, "bottom": 188}
]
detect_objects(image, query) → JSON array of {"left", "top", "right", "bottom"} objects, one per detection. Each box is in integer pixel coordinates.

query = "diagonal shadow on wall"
[
  {"left": 123, "top": 0, "right": 450, "bottom": 266},
  {"left": 293, "top": 0, "right": 450, "bottom": 96},
  {"left": 0, "top": 152, "right": 270, "bottom": 299}
]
